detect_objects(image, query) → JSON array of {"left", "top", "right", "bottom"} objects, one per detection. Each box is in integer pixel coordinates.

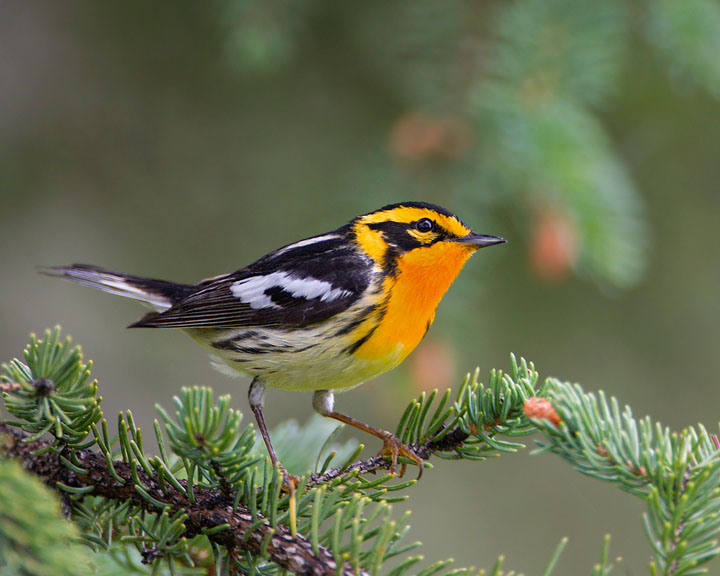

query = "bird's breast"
[{"left": 352, "top": 241, "right": 474, "bottom": 365}]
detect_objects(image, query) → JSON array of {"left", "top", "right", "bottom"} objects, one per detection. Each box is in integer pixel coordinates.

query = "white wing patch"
[{"left": 230, "top": 271, "right": 352, "bottom": 310}]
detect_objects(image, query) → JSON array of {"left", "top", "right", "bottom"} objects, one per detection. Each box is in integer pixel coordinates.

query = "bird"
[{"left": 44, "top": 202, "right": 505, "bottom": 481}]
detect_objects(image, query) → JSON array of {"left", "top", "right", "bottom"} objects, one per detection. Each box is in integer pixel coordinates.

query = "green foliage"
[
  {"left": 0, "top": 458, "right": 91, "bottom": 576},
  {"left": 214, "top": 465, "right": 406, "bottom": 574},
  {"left": 0, "top": 329, "right": 555, "bottom": 575},
  {"left": 648, "top": 0, "right": 720, "bottom": 96},
  {"left": 72, "top": 495, "right": 209, "bottom": 575},
  {"left": 157, "top": 387, "right": 259, "bottom": 488},
  {"left": 4, "top": 327, "right": 720, "bottom": 574},
  {"left": 216, "top": 0, "right": 321, "bottom": 72},
  {"left": 471, "top": 0, "right": 647, "bottom": 289},
  {"left": 396, "top": 356, "right": 539, "bottom": 458},
  {"left": 258, "top": 414, "right": 359, "bottom": 476},
  {"left": 2, "top": 327, "right": 101, "bottom": 450},
  {"left": 210, "top": 0, "right": 720, "bottom": 291},
  {"left": 346, "top": 1, "right": 465, "bottom": 108},
  {"left": 490, "top": 0, "right": 627, "bottom": 108},
  {"left": 209, "top": 0, "right": 719, "bottom": 291},
  {"left": 528, "top": 379, "right": 720, "bottom": 575}
]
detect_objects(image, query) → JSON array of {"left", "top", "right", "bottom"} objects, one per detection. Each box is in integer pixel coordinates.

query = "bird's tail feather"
[{"left": 41, "top": 264, "right": 195, "bottom": 313}]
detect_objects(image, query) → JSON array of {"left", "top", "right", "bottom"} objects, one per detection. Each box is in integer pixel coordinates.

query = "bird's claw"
[
  {"left": 377, "top": 432, "right": 424, "bottom": 479},
  {"left": 279, "top": 468, "right": 300, "bottom": 493}
]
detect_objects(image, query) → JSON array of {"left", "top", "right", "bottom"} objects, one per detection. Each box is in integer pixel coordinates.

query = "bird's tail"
[{"left": 41, "top": 264, "right": 195, "bottom": 312}]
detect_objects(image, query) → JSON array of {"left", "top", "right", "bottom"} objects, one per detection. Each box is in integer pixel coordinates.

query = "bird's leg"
[
  {"left": 249, "top": 378, "right": 298, "bottom": 489},
  {"left": 313, "top": 390, "right": 424, "bottom": 478}
]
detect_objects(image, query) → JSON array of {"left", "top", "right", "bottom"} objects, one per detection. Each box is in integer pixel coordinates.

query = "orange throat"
[{"left": 354, "top": 242, "right": 475, "bottom": 364}]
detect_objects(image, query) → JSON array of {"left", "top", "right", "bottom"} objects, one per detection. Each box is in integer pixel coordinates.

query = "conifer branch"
[
  {"left": 1, "top": 328, "right": 546, "bottom": 575},
  {"left": 525, "top": 381, "right": 720, "bottom": 575},
  {"left": 306, "top": 426, "right": 470, "bottom": 487},
  {"left": 0, "top": 422, "right": 367, "bottom": 576}
]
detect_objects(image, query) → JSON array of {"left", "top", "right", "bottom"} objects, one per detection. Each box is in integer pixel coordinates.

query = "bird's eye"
[{"left": 415, "top": 218, "right": 435, "bottom": 233}]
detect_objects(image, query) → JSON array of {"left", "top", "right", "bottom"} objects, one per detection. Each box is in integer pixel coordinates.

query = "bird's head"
[{"left": 349, "top": 202, "right": 505, "bottom": 272}]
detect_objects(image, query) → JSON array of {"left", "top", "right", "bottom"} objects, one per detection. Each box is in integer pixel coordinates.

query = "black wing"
[{"left": 132, "top": 233, "right": 372, "bottom": 329}]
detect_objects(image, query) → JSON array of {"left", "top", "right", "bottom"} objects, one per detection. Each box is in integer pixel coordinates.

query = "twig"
[
  {"left": 667, "top": 465, "right": 693, "bottom": 576},
  {"left": 306, "top": 425, "right": 470, "bottom": 487}
]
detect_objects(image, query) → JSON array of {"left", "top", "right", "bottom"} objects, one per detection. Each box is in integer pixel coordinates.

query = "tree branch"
[
  {"left": 306, "top": 425, "right": 470, "bottom": 487},
  {"left": 0, "top": 419, "right": 476, "bottom": 573},
  {"left": 0, "top": 423, "right": 367, "bottom": 576}
]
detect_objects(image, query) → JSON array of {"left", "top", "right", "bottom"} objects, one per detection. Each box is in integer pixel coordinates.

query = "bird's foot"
[
  {"left": 377, "top": 432, "right": 424, "bottom": 479},
  {"left": 279, "top": 468, "right": 300, "bottom": 493}
]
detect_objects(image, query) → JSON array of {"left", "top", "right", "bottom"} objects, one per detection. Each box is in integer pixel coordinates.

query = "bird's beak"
[{"left": 454, "top": 233, "right": 507, "bottom": 250}]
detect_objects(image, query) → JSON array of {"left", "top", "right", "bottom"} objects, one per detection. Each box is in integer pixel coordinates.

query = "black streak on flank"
[
  {"left": 334, "top": 305, "right": 377, "bottom": 336},
  {"left": 343, "top": 326, "right": 377, "bottom": 355},
  {"left": 212, "top": 341, "right": 274, "bottom": 354},
  {"left": 211, "top": 339, "right": 239, "bottom": 351},
  {"left": 210, "top": 331, "right": 262, "bottom": 350},
  {"left": 232, "top": 346, "right": 272, "bottom": 355}
]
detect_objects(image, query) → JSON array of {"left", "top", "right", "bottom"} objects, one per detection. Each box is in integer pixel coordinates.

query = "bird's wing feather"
[{"left": 133, "top": 233, "right": 373, "bottom": 328}]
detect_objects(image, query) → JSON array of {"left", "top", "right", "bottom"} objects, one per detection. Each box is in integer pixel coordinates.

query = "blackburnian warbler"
[{"left": 45, "top": 202, "right": 505, "bottom": 479}]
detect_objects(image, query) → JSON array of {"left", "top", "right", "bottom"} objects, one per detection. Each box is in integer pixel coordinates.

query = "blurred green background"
[{"left": 2, "top": 1, "right": 720, "bottom": 573}]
